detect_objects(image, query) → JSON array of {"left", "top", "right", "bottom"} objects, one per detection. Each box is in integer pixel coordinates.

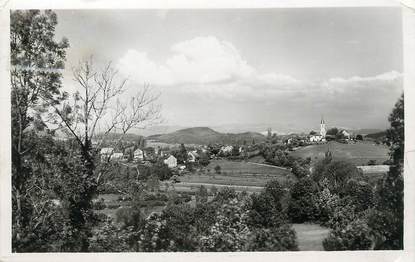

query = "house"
[
  {"left": 100, "top": 147, "right": 114, "bottom": 161},
  {"left": 133, "top": 148, "right": 144, "bottom": 161},
  {"left": 341, "top": 130, "right": 351, "bottom": 140},
  {"left": 309, "top": 135, "right": 323, "bottom": 142},
  {"left": 187, "top": 150, "right": 199, "bottom": 162},
  {"left": 110, "top": 152, "right": 124, "bottom": 161},
  {"left": 220, "top": 145, "right": 233, "bottom": 154},
  {"left": 164, "top": 155, "right": 177, "bottom": 168}
]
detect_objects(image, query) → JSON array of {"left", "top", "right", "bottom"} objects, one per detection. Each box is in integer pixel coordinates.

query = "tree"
[
  {"left": 312, "top": 159, "right": 362, "bottom": 195},
  {"left": 326, "top": 127, "right": 339, "bottom": 136},
  {"left": 199, "top": 198, "right": 251, "bottom": 251},
  {"left": 46, "top": 57, "right": 161, "bottom": 251},
  {"left": 196, "top": 185, "right": 209, "bottom": 204},
  {"left": 198, "top": 152, "right": 210, "bottom": 166},
  {"left": 323, "top": 218, "right": 372, "bottom": 251},
  {"left": 288, "top": 178, "right": 319, "bottom": 223},
  {"left": 174, "top": 144, "right": 188, "bottom": 164},
  {"left": 356, "top": 134, "right": 363, "bottom": 140},
  {"left": 368, "top": 94, "right": 404, "bottom": 250},
  {"left": 10, "top": 10, "right": 70, "bottom": 250},
  {"left": 214, "top": 165, "right": 221, "bottom": 174},
  {"left": 246, "top": 226, "right": 298, "bottom": 251}
]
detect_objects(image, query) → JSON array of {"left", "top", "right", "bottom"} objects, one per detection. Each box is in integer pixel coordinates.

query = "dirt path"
[{"left": 292, "top": 223, "right": 330, "bottom": 251}]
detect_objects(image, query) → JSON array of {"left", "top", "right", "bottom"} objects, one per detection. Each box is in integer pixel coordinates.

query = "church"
[{"left": 309, "top": 116, "right": 327, "bottom": 143}]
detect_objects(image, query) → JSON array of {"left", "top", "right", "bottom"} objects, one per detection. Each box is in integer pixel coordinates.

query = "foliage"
[
  {"left": 367, "top": 94, "right": 404, "bottom": 250},
  {"left": 246, "top": 226, "right": 298, "bottom": 251},
  {"left": 312, "top": 158, "right": 362, "bottom": 195},
  {"left": 199, "top": 198, "right": 251, "bottom": 251},
  {"left": 323, "top": 218, "right": 372, "bottom": 250},
  {"left": 196, "top": 185, "right": 209, "bottom": 204},
  {"left": 326, "top": 128, "right": 339, "bottom": 136},
  {"left": 288, "top": 178, "right": 319, "bottom": 223},
  {"left": 344, "top": 179, "right": 374, "bottom": 212},
  {"left": 198, "top": 152, "right": 210, "bottom": 166},
  {"left": 89, "top": 219, "right": 130, "bottom": 252},
  {"left": 214, "top": 165, "right": 221, "bottom": 174},
  {"left": 314, "top": 187, "right": 341, "bottom": 225},
  {"left": 173, "top": 144, "right": 188, "bottom": 164},
  {"left": 11, "top": 9, "right": 70, "bottom": 251}
]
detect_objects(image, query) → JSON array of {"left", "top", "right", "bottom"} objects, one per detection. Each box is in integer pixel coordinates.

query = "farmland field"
[
  {"left": 290, "top": 141, "right": 389, "bottom": 166},
  {"left": 175, "top": 159, "right": 296, "bottom": 193}
]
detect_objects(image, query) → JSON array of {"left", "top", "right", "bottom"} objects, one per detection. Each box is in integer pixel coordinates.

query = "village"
[{"left": 9, "top": 8, "right": 404, "bottom": 253}]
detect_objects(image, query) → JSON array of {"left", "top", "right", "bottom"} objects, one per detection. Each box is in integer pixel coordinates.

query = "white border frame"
[{"left": 1, "top": 1, "right": 414, "bottom": 261}]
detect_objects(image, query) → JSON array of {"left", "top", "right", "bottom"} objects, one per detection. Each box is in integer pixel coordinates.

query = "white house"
[
  {"left": 100, "top": 147, "right": 114, "bottom": 161},
  {"left": 164, "top": 155, "right": 178, "bottom": 168},
  {"left": 110, "top": 152, "right": 124, "bottom": 161},
  {"left": 309, "top": 135, "right": 323, "bottom": 142},
  {"left": 187, "top": 150, "right": 198, "bottom": 162},
  {"left": 220, "top": 145, "right": 233, "bottom": 154},
  {"left": 134, "top": 148, "right": 144, "bottom": 161},
  {"left": 341, "top": 130, "right": 351, "bottom": 140}
]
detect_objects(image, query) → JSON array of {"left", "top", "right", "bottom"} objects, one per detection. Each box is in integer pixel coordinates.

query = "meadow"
[
  {"left": 290, "top": 141, "right": 389, "bottom": 166},
  {"left": 176, "top": 159, "right": 296, "bottom": 193}
]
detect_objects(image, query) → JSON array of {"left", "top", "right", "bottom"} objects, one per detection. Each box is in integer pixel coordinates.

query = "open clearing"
[
  {"left": 290, "top": 141, "right": 389, "bottom": 166},
  {"left": 292, "top": 223, "right": 330, "bottom": 251},
  {"left": 176, "top": 159, "right": 296, "bottom": 193}
]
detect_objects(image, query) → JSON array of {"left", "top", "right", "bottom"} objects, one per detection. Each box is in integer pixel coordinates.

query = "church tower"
[{"left": 320, "top": 116, "right": 327, "bottom": 138}]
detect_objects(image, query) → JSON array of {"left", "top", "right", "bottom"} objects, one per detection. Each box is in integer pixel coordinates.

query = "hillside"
[
  {"left": 365, "top": 130, "right": 387, "bottom": 140},
  {"left": 290, "top": 141, "right": 389, "bottom": 166},
  {"left": 148, "top": 127, "right": 266, "bottom": 145}
]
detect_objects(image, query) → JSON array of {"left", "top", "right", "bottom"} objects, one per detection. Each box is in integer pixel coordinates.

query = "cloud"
[
  {"left": 117, "top": 36, "right": 301, "bottom": 98},
  {"left": 117, "top": 36, "right": 402, "bottom": 105}
]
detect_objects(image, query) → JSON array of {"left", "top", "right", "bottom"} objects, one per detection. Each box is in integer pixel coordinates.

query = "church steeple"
[{"left": 320, "top": 115, "right": 327, "bottom": 137}]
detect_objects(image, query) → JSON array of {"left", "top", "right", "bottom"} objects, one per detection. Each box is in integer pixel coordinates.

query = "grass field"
[
  {"left": 292, "top": 223, "right": 330, "bottom": 251},
  {"left": 290, "top": 141, "right": 389, "bottom": 166},
  {"left": 176, "top": 159, "right": 295, "bottom": 193}
]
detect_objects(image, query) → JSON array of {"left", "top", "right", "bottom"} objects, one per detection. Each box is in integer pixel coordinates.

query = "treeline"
[{"left": 90, "top": 183, "right": 298, "bottom": 252}]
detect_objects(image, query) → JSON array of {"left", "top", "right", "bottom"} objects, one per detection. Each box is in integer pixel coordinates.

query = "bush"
[
  {"left": 115, "top": 207, "right": 144, "bottom": 229},
  {"left": 248, "top": 193, "right": 285, "bottom": 228},
  {"left": 287, "top": 178, "right": 319, "bottom": 223},
  {"left": 246, "top": 226, "right": 298, "bottom": 251},
  {"left": 344, "top": 179, "right": 374, "bottom": 212},
  {"left": 214, "top": 165, "right": 221, "bottom": 174},
  {"left": 92, "top": 198, "right": 106, "bottom": 210},
  {"left": 367, "top": 160, "right": 377, "bottom": 166},
  {"left": 314, "top": 187, "right": 341, "bottom": 225},
  {"left": 323, "top": 219, "right": 372, "bottom": 251}
]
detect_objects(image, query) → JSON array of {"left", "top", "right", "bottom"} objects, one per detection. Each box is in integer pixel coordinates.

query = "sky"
[{"left": 54, "top": 8, "right": 403, "bottom": 134}]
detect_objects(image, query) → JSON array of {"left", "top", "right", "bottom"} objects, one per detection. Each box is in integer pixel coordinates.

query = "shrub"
[
  {"left": 314, "top": 187, "right": 341, "bottom": 225},
  {"left": 344, "top": 179, "right": 374, "bottom": 212},
  {"left": 115, "top": 207, "right": 144, "bottom": 228},
  {"left": 287, "top": 178, "right": 319, "bottom": 223},
  {"left": 92, "top": 198, "right": 106, "bottom": 210},
  {"left": 248, "top": 192, "right": 285, "bottom": 228},
  {"left": 367, "top": 160, "right": 377, "bottom": 166},
  {"left": 214, "top": 165, "right": 221, "bottom": 174},
  {"left": 246, "top": 225, "right": 298, "bottom": 251},
  {"left": 323, "top": 219, "right": 372, "bottom": 251}
]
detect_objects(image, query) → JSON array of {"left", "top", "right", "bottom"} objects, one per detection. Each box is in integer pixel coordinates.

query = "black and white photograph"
[{"left": 1, "top": 0, "right": 414, "bottom": 259}]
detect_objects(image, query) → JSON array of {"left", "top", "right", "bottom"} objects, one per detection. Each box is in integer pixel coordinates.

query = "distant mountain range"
[
  {"left": 93, "top": 125, "right": 385, "bottom": 146},
  {"left": 147, "top": 127, "right": 266, "bottom": 145}
]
